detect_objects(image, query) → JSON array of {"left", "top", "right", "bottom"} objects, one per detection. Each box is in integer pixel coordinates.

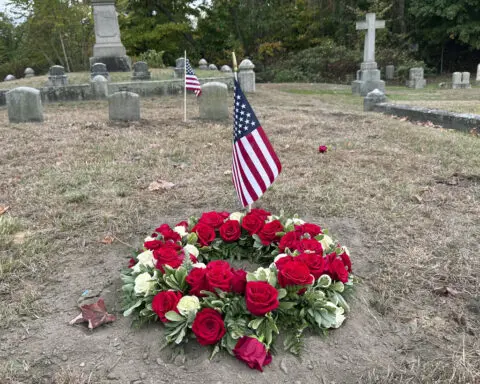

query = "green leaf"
[
  {"left": 165, "top": 311, "right": 185, "bottom": 322},
  {"left": 123, "top": 300, "right": 143, "bottom": 317},
  {"left": 277, "top": 289, "right": 287, "bottom": 300},
  {"left": 279, "top": 301, "right": 296, "bottom": 310},
  {"left": 248, "top": 317, "right": 264, "bottom": 330}
]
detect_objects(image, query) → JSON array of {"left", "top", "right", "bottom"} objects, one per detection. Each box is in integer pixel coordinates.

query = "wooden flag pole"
[
  {"left": 232, "top": 52, "right": 251, "bottom": 213},
  {"left": 183, "top": 50, "right": 187, "bottom": 122}
]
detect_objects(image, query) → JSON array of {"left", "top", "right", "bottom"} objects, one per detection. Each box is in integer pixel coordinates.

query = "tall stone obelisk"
[{"left": 90, "top": 0, "right": 131, "bottom": 72}]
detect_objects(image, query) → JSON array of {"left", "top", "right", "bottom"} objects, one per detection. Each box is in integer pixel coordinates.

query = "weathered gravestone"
[
  {"left": 352, "top": 13, "right": 386, "bottom": 96},
  {"left": 108, "top": 91, "right": 140, "bottom": 121},
  {"left": 90, "top": 0, "right": 131, "bottom": 71},
  {"left": 198, "top": 82, "right": 229, "bottom": 120},
  {"left": 199, "top": 59, "right": 208, "bottom": 70},
  {"left": 132, "top": 61, "right": 151, "bottom": 80},
  {"left": 208, "top": 64, "right": 218, "bottom": 71},
  {"left": 24, "top": 68, "right": 35, "bottom": 78},
  {"left": 476, "top": 64, "right": 480, "bottom": 84},
  {"left": 174, "top": 58, "right": 185, "bottom": 78},
  {"left": 92, "top": 75, "right": 108, "bottom": 98},
  {"left": 238, "top": 59, "right": 255, "bottom": 93},
  {"left": 452, "top": 72, "right": 471, "bottom": 89},
  {"left": 47, "top": 65, "right": 68, "bottom": 87},
  {"left": 91, "top": 62, "right": 109, "bottom": 80},
  {"left": 363, "top": 88, "right": 387, "bottom": 112},
  {"left": 6, "top": 87, "right": 44, "bottom": 123},
  {"left": 4, "top": 74, "right": 15, "bottom": 81},
  {"left": 406, "top": 67, "right": 426, "bottom": 89},
  {"left": 221, "top": 65, "right": 232, "bottom": 73},
  {"left": 385, "top": 65, "right": 395, "bottom": 80}
]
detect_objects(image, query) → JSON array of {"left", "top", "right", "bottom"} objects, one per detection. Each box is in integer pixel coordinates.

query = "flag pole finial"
[{"left": 232, "top": 52, "right": 238, "bottom": 76}]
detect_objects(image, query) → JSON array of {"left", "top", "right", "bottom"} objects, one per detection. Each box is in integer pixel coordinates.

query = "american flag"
[
  {"left": 232, "top": 79, "right": 282, "bottom": 207},
  {"left": 185, "top": 59, "right": 201, "bottom": 97}
]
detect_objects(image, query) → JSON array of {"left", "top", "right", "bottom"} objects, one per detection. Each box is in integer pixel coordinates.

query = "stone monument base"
[
  {"left": 89, "top": 56, "right": 131, "bottom": 72},
  {"left": 406, "top": 79, "right": 426, "bottom": 89},
  {"left": 352, "top": 66, "right": 385, "bottom": 96}
]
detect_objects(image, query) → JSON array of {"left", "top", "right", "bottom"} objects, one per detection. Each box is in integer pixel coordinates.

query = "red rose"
[
  {"left": 152, "top": 291, "right": 182, "bottom": 322},
  {"left": 150, "top": 233, "right": 158, "bottom": 238},
  {"left": 296, "top": 253, "right": 326, "bottom": 279},
  {"left": 295, "top": 223, "right": 322, "bottom": 237},
  {"left": 319, "top": 145, "right": 328, "bottom": 153},
  {"left": 192, "top": 223, "right": 216, "bottom": 246},
  {"left": 205, "top": 260, "right": 233, "bottom": 292},
  {"left": 274, "top": 255, "right": 295, "bottom": 270},
  {"left": 340, "top": 251, "right": 352, "bottom": 273},
  {"left": 154, "top": 224, "right": 181, "bottom": 243},
  {"left": 328, "top": 258, "right": 349, "bottom": 283},
  {"left": 245, "top": 281, "right": 279, "bottom": 316},
  {"left": 241, "top": 213, "right": 265, "bottom": 235},
  {"left": 230, "top": 269, "right": 247, "bottom": 294},
  {"left": 153, "top": 246, "right": 183, "bottom": 272},
  {"left": 297, "top": 238, "right": 323, "bottom": 254},
  {"left": 144, "top": 239, "right": 165, "bottom": 250},
  {"left": 257, "top": 220, "right": 284, "bottom": 246},
  {"left": 128, "top": 258, "right": 136, "bottom": 268},
  {"left": 198, "top": 211, "right": 226, "bottom": 229},
  {"left": 219, "top": 220, "right": 241, "bottom": 242},
  {"left": 233, "top": 336, "right": 272, "bottom": 372},
  {"left": 249, "top": 208, "right": 271, "bottom": 221},
  {"left": 186, "top": 267, "right": 209, "bottom": 296},
  {"left": 278, "top": 231, "right": 301, "bottom": 252},
  {"left": 192, "top": 308, "right": 226, "bottom": 346},
  {"left": 277, "top": 260, "right": 314, "bottom": 287}
]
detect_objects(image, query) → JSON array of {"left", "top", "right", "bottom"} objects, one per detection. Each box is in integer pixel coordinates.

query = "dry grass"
[{"left": 0, "top": 83, "right": 479, "bottom": 383}]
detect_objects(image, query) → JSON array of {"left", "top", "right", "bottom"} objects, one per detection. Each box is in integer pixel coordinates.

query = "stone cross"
[{"left": 356, "top": 13, "right": 385, "bottom": 63}]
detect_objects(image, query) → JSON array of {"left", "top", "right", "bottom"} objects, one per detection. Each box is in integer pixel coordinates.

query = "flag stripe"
[
  {"left": 231, "top": 146, "right": 247, "bottom": 206},
  {"left": 238, "top": 136, "right": 269, "bottom": 191},
  {"left": 234, "top": 141, "right": 262, "bottom": 199},
  {"left": 256, "top": 128, "right": 281, "bottom": 176},
  {"left": 185, "top": 59, "right": 202, "bottom": 97},
  {"left": 232, "top": 146, "right": 253, "bottom": 205},
  {"left": 245, "top": 129, "right": 276, "bottom": 184}
]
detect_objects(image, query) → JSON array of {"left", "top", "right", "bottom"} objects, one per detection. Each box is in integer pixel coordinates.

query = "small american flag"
[
  {"left": 185, "top": 59, "right": 201, "bottom": 97},
  {"left": 232, "top": 79, "right": 282, "bottom": 207}
]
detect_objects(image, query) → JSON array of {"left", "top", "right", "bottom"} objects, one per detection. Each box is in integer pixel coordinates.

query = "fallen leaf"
[
  {"left": 148, "top": 180, "right": 175, "bottom": 191},
  {"left": 399, "top": 117, "right": 408, "bottom": 122},
  {"left": 412, "top": 195, "right": 423, "bottom": 204},
  {"left": 101, "top": 235, "right": 114, "bottom": 244},
  {"left": 69, "top": 298, "right": 116, "bottom": 329},
  {"left": 433, "top": 286, "right": 459, "bottom": 296},
  {"left": 0, "top": 205, "right": 9, "bottom": 215},
  {"left": 224, "top": 170, "right": 232, "bottom": 175}
]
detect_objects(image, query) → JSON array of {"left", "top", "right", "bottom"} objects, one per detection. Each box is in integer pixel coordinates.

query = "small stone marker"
[
  {"left": 385, "top": 65, "right": 394, "bottom": 80},
  {"left": 199, "top": 82, "right": 229, "bottom": 120},
  {"left": 452, "top": 72, "right": 471, "bottom": 89},
  {"left": 199, "top": 59, "right": 208, "bottom": 70},
  {"left": 352, "top": 13, "right": 386, "bottom": 96},
  {"left": 363, "top": 88, "right": 387, "bottom": 112},
  {"left": 132, "top": 61, "right": 151, "bottom": 80},
  {"left": 238, "top": 59, "right": 255, "bottom": 93},
  {"left": 108, "top": 91, "right": 140, "bottom": 121},
  {"left": 174, "top": 58, "right": 185, "bottom": 78},
  {"left": 476, "top": 64, "right": 480, "bottom": 83},
  {"left": 24, "top": 68, "right": 35, "bottom": 78},
  {"left": 92, "top": 75, "right": 108, "bottom": 98},
  {"left": 406, "top": 67, "right": 426, "bottom": 89},
  {"left": 4, "top": 74, "right": 15, "bottom": 81},
  {"left": 47, "top": 65, "right": 68, "bottom": 86},
  {"left": 91, "top": 62, "right": 109, "bottom": 80},
  {"left": 220, "top": 65, "right": 232, "bottom": 73},
  {"left": 208, "top": 64, "right": 218, "bottom": 71},
  {"left": 6, "top": 87, "right": 44, "bottom": 123}
]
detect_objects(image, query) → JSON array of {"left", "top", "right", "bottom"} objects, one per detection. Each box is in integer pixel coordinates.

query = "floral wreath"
[{"left": 121, "top": 209, "right": 354, "bottom": 372}]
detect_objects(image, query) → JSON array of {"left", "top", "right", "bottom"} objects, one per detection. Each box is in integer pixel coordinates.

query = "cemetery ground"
[{"left": 1, "top": 83, "right": 479, "bottom": 384}]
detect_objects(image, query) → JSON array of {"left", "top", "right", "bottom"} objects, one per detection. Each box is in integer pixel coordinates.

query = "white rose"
[
  {"left": 273, "top": 253, "right": 289, "bottom": 263},
  {"left": 229, "top": 211, "right": 244, "bottom": 222},
  {"left": 341, "top": 246, "right": 350, "bottom": 256},
  {"left": 134, "top": 272, "right": 156, "bottom": 296},
  {"left": 176, "top": 295, "right": 201, "bottom": 316},
  {"left": 320, "top": 234, "right": 334, "bottom": 250},
  {"left": 144, "top": 236, "right": 156, "bottom": 242},
  {"left": 285, "top": 218, "right": 305, "bottom": 228},
  {"left": 246, "top": 267, "right": 272, "bottom": 282},
  {"left": 333, "top": 307, "right": 346, "bottom": 328},
  {"left": 183, "top": 244, "right": 199, "bottom": 258},
  {"left": 132, "top": 250, "right": 155, "bottom": 273},
  {"left": 174, "top": 225, "right": 188, "bottom": 237},
  {"left": 192, "top": 262, "right": 206, "bottom": 269}
]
